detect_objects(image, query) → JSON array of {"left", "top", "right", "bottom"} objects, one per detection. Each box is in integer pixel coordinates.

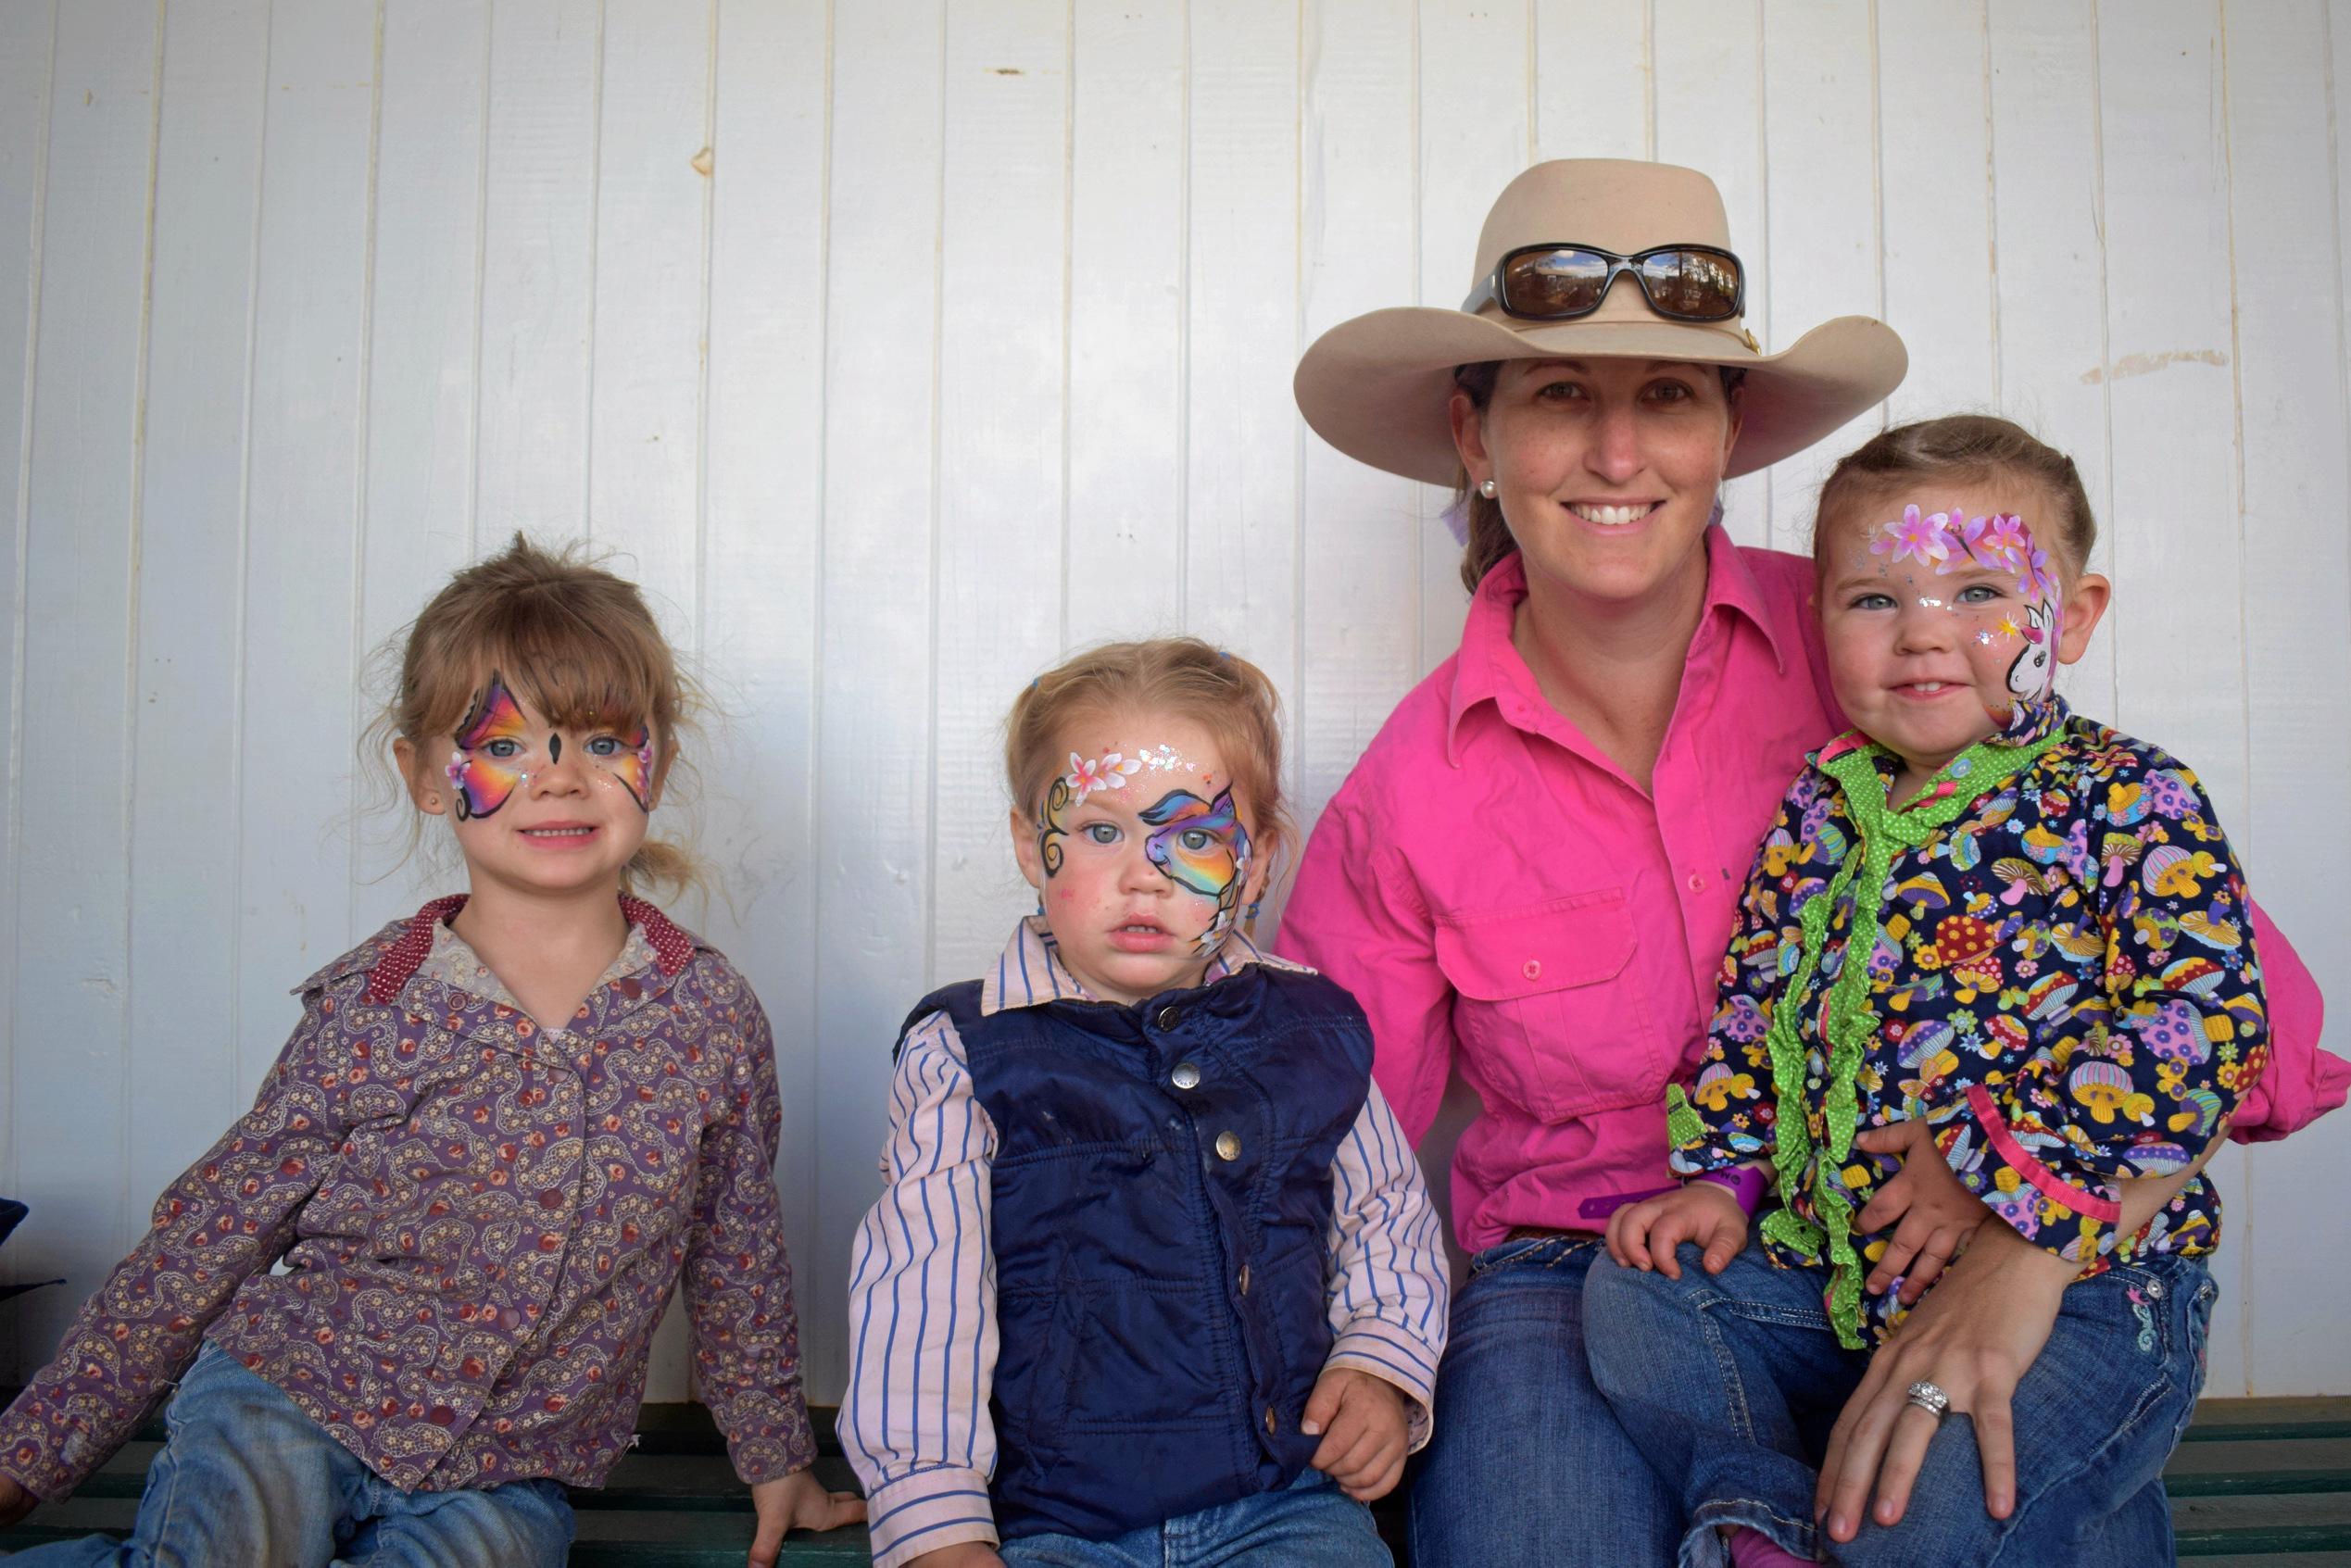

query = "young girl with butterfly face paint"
[
  {"left": 1585, "top": 417, "right": 2325, "bottom": 1567},
  {"left": 842, "top": 638, "right": 1449, "bottom": 1568},
  {"left": 0, "top": 535, "right": 861, "bottom": 1568}
]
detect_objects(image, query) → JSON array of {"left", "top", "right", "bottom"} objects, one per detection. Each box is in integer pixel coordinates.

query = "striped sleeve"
[
  {"left": 840, "top": 1011, "right": 1001, "bottom": 1568},
  {"left": 1321, "top": 1080, "right": 1451, "bottom": 1450}
]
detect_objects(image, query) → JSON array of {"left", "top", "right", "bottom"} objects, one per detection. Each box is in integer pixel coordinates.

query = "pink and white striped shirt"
[{"left": 841, "top": 918, "right": 1449, "bottom": 1568}]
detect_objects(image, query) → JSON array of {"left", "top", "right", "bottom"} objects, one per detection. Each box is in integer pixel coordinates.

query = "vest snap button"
[
  {"left": 1172, "top": 1061, "right": 1201, "bottom": 1090},
  {"left": 1238, "top": 1264, "right": 1251, "bottom": 1296},
  {"left": 1157, "top": 1006, "right": 1181, "bottom": 1030},
  {"left": 1214, "top": 1131, "right": 1242, "bottom": 1161},
  {"left": 1264, "top": 1405, "right": 1277, "bottom": 1435}
]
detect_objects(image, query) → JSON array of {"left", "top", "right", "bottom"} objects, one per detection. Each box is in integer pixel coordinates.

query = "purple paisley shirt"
[{"left": 0, "top": 895, "right": 817, "bottom": 1499}]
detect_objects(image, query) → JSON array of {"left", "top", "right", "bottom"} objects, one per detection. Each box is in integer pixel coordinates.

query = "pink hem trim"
[{"left": 1965, "top": 1084, "right": 2121, "bottom": 1223}]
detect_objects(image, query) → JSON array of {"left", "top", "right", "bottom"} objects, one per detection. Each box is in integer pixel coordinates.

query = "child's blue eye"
[
  {"left": 1853, "top": 593, "right": 1895, "bottom": 611},
  {"left": 585, "top": 735, "right": 623, "bottom": 757},
  {"left": 1179, "top": 829, "right": 1215, "bottom": 851},
  {"left": 1957, "top": 583, "right": 2002, "bottom": 604},
  {"left": 1085, "top": 823, "right": 1120, "bottom": 845},
  {"left": 483, "top": 737, "right": 525, "bottom": 759}
]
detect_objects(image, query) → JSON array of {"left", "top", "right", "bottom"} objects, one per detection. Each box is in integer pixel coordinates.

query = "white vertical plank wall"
[{"left": 2, "top": 0, "right": 2346, "bottom": 1403}]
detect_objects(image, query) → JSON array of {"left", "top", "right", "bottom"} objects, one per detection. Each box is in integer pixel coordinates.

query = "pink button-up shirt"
[{"left": 1279, "top": 533, "right": 2338, "bottom": 1253}]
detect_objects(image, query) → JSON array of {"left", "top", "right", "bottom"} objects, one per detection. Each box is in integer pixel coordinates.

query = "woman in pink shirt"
[{"left": 1278, "top": 160, "right": 2339, "bottom": 1564}]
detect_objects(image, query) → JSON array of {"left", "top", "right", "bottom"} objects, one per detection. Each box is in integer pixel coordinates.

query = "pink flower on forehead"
[
  {"left": 2018, "top": 543, "right": 2062, "bottom": 606},
  {"left": 1970, "top": 512, "right": 2032, "bottom": 574},
  {"left": 1065, "top": 751, "right": 1142, "bottom": 803},
  {"left": 1871, "top": 504, "right": 1951, "bottom": 568}
]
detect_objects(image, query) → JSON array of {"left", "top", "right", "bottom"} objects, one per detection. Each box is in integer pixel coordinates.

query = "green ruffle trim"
[
  {"left": 1763, "top": 728, "right": 2066, "bottom": 1348},
  {"left": 1665, "top": 1084, "right": 1707, "bottom": 1150}
]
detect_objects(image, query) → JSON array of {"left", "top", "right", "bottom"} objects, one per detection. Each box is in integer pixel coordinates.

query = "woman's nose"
[{"left": 1585, "top": 404, "right": 1642, "bottom": 483}]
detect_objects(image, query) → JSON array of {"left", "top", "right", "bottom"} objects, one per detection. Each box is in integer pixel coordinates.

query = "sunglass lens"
[
  {"left": 1502, "top": 249, "right": 1610, "bottom": 317},
  {"left": 1635, "top": 249, "right": 1741, "bottom": 320}
]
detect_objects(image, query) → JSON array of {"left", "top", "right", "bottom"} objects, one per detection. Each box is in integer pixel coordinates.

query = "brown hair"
[
  {"left": 1813, "top": 414, "right": 2097, "bottom": 574},
  {"left": 1004, "top": 637, "right": 1295, "bottom": 876},
  {"left": 1446, "top": 359, "right": 1747, "bottom": 594},
  {"left": 366, "top": 533, "right": 703, "bottom": 897}
]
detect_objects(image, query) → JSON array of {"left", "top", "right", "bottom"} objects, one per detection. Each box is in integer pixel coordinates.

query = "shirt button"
[
  {"left": 1214, "top": 1131, "right": 1243, "bottom": 1161},
  {"left": 1687, "top": 872, "right": 1707, "bottom": 893},
  {"left": 1264, "top": 1405, "right": 1278, "bottom": 1435},
  {"left": 1238, "top": 1264, "right": 1251, "bottom": 1296},
  {"left": 1157, "top": 1006, "right": 1182, "bottom": 1030},
  {"left": 1171, "top": 1061, "right": 1201, "bottom": 1090},
  {"left": 1522, "top": 959, "right": 1541, "bottom": 981}
]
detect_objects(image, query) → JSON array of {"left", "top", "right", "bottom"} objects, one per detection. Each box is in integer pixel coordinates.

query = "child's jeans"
[
  {"left": 997, "top": 1468, "right": 1391, "bottom": 1567},
  {"left": 1584, "top": 1241, "right": 2214, "bottom": 1567},
  {"left": 6, "top": 1343, "right": 575, "bottom": 1567}
]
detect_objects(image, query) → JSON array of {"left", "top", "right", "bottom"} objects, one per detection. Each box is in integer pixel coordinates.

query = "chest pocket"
[{"left": 1433, "top": 890, "right": 1666, "bottom": 1124}]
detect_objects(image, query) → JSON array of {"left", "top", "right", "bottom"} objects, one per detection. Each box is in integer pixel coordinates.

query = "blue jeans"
[
  {"left": 6, "top": 1344, "right": 575, "bottom": 1566},
  {"left": 998, "top": 1468, "right": 1390, "bottom": 1566},
  {"left": 1406, "top": 1236, "right": 1680, "bottom": 1566},
  {"left": 1583, "top": 1241, "right": 2214, "bottom": 1566}
]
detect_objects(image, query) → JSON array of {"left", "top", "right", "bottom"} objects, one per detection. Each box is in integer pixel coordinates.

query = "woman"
[{"left": 1276, "top": 159, "right": 2338, "bottom": 1564}]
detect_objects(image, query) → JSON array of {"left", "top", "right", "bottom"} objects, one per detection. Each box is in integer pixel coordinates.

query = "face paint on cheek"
[
  {"left": 446, "top": 673, "right": 531, "bottom": 821},
  {"left": 596, "top": 722, "right": 656, "bottom": 813},
  {"left": 1036, "top": 778, "right": 1074, "bottom": 879},
  {"left": 1136, "top": 787, "right": 1253, "bottom": 953}
]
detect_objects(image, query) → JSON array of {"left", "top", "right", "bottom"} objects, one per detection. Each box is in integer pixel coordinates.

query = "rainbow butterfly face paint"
[
  {"left": 445, "top": 672, "right": 658, "bottom": 820},
  {"left": 1136, "top": 786, "right": 1252, "bottom": 952}
]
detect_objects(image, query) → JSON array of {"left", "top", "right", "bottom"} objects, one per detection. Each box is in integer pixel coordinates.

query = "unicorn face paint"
[
  {"left": 1817, "top": 483, "right": 2072, "bottom": 790},
  {"left": 1022, "top": 713, "right": 1254, "bottom": 1007}
]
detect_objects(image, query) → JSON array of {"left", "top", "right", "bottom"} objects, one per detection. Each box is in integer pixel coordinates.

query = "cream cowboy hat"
[{"left": 1293, "top": 159, "right": 1907, "bottom": 485}]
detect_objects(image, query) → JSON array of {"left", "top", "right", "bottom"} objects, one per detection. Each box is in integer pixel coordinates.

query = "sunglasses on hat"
[{"left": 1461, "top": 243, "right": 1746, "bottom": 324}]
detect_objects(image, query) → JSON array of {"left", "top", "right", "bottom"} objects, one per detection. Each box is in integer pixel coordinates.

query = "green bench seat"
[{"left": 4, "top": 1399, "right": 2345, "bottom": 1562}]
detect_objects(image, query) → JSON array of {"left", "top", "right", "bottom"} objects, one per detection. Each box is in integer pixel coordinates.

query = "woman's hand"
[
  {"left": 747, "top": 1468, "right": 866, "bottom": 1567},
  {"left": 1303, "top": 1367, "right": 1411, "bottom": 1501},
  {"left": 1815, "top": 1218, "right": 2074, "bottom": 1543},
  {"left": 0, "top": 1473, "right": 36, "bottom": 1528},
  {"left": 1604, "top": 1178, "right": 1749, "bottom": 1278},
  {"left": 1850, "top": 1120, "right": 1995, "bottom": 1303}
]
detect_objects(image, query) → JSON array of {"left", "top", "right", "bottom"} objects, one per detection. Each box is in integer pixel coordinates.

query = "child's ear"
[
  {"left": 395, "top": 737, "right": 450, "bottom": 817},
  {"left": 2056, "top": 572, "right": 2111, "bottom": 664},
  {"left": 1010, "top": 808, "right": 1048, "bottom": 895}
]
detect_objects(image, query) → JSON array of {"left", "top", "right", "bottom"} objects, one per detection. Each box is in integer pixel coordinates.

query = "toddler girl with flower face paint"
[
  {"left": 842, "top": 637, "right": 1448, "bottom": 1568},
  {"left": 1583, "top": 417, "right": 2325, "bottom": 1566}
]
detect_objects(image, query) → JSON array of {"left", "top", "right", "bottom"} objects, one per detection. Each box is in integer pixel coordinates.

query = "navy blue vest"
[{"left": 899, "top": 963, "right": 1374, "bottom": 1543}]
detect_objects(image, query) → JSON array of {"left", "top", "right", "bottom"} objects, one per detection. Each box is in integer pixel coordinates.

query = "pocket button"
[
  {"left": 2146, "top": 1279, "right": 2165, "bottom": 1299},
  {"left": 1522, "top": 959, "right": 1541, "bottom": 980}
]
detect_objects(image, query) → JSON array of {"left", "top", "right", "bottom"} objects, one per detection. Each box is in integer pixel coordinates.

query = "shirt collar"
[
  {"left": 978, "top": 914, "right": 1312, "bottom": 1016},
  {"left": 1442, "top": 528, "right": 1794, "bottom": 764},
  {"left": 361, "top": 893, "right": 698, "bottom": 1007}
]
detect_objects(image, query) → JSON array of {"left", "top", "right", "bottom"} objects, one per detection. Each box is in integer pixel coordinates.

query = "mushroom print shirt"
[{"left": 1669, "top": 697, "right": 2266, "bottom": 1347}]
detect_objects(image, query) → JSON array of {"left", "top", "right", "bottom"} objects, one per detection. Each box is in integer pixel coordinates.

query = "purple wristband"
[{"left": 1694, "top": 1165, "right": 1767, "bottom": 1215}]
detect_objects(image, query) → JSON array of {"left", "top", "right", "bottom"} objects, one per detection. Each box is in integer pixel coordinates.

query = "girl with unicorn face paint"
[
  {"left": 1589, "top": 415, "right": 2306, "bottom": 1567},
  {"left": 842, "top": 638, "right": 1448, "bottom": 1568}
]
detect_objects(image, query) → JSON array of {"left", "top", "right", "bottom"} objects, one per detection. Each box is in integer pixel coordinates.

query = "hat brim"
[{"left": 1293, "top": 307, "right": 1908, "bottom": 486}]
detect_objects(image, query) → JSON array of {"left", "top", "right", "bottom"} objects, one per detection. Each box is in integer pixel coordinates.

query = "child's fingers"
[
  {"left": 1895, "top": 1228, "right": 1967, "bottom": 1304},
  {"left": 1323, "top": 1421, "right": 1389, "bottom": 1485},
  {"left": 1866, "top": 1221, "right": 1925, "bottom": 1295},
  {"left": 1341, "top": 1450, "right": 1407, "bottom": 1503},
  {"left": 1603, "top": 1204, "right": 1632, "bottom": 1266},
  {"left": 1849, "top": 1123, "right": 1917, "bottom": 1157},
  {"left": 1649, "top": 1208, "right": 1702, "bottom": 1279},
  {"left": 1301, "top": 1374, "right": 1346, "bottom": 1437},
  {"left": 1852, "top": 1173, "right": 1911, "bottom": 1236},
  {"left": 1700, "top": 1213, "right": 1747, "bottom": 1273}
]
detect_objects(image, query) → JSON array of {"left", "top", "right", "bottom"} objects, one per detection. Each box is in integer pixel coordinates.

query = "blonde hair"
[
  {"left": 365, "top": 533, "right": 703, "bottom": 897},
  {"left": 1814, "top": 414, "right": 2098, "bottom": 575},
  {"left": 1005, "top": 638, "right": 1294, "bottom": 874}
]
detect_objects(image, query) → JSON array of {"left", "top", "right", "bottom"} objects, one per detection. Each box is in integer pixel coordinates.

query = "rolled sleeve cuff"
[
  {"left": 1326, "top": 1320, "right": 1440, "bottom": 1453},
  {"left": 1957, "top": 1085, "right": 2117, "bottom": 1267},
  {"left": 865, "top": 1466, "right": 999, "bottom": 1568}
]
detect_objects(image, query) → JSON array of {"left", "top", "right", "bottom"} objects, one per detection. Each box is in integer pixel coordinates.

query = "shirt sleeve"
[
  {"left": 0, "top": 985, "right": 354, "bottom": 1500},
  {"left": 1320, "top": 1082, "right": 1450, "bottom": 1451},
  {"left": 840, "top": 1012, "right": 1000, "bottom": 1568},
  {"left": 1936, "top": 760, "right": 2264, "bottom": 1267},
  {"left": 1669, "top": 774, "right": 1817, "bottom": 1176},
  {"left": 680, "top": 990, "right": 820, "bottom": 1485},
  {"left": 1279, "top": 796, "right": 1457, "bottom": 1144}
]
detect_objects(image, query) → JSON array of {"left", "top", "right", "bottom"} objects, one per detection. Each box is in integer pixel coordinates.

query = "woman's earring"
[{"left": 1478, "top": 478, "right": 1498, "bottom": 499}]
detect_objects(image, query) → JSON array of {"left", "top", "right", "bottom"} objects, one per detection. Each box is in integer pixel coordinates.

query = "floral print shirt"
[
  {"left": 0, "top": 896, "right": 818, "bottom": 1499},
  {"left": 1672, "top": 700, "right": 2266, "bottom": 1345}
]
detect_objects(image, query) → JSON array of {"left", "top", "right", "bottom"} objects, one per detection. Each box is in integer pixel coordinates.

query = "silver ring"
[{"left": 1905, "top": 1379, "right": 1952, "bottom": 1421}]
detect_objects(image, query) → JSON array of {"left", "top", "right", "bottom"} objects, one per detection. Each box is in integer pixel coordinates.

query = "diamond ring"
[{"left": 1905, "top": 1379, "right": 1952, "bottom": 1420}]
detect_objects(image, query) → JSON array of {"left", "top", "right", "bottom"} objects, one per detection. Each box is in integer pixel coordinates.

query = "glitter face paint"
[
  {"left": 1136, "top": 786, "right": 1253, "bottom": 952},
  {"left": 1865, "top": 501, "right": 2063, "bottom": 734}
]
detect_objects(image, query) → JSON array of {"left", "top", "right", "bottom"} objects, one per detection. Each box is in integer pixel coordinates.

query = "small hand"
[
  {"left": 1302, "top": 1367, "right": 1410, "bottom": 1501},
  {"left": 904, "top": 1544, "right": 1006, "bottom": 1568},
  {"left": 1815, "top": 1220, "right": 2075, "bottom": 1543},
  {"left": 0, "top": 1473, "right": 36, "bottom": 1528},
  {"left": 1604, "top": 1177, "right": 1749, "bottom": 1279},
  {"left": 747, "top": 1468, "right": 867, "bottom": 1567},
  {"left": 1851, "top": 1120, "right": 1994, "bottom": 1303}
]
